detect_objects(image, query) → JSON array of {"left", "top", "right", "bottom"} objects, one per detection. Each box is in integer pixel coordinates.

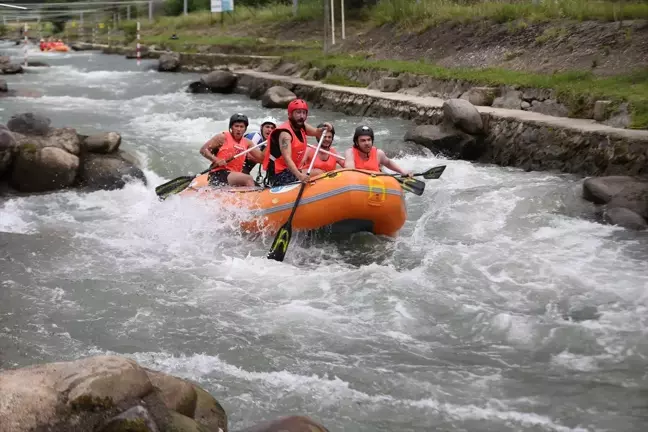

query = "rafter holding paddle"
[{"left": 154, "top": 140, "right": 266, "bottom": 200}]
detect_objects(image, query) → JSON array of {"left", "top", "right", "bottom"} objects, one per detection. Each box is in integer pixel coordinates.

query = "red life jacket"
[
  {"left": 306, "top": 147, "right": 338, "bottom": 172},
  {"left": 353, "top": 147, "right": 380, "bottom": 171},
  {"left": 262, "top": 121, "right": 307, "bottom": 176},
  {"left": 210, "top": 132, "right": 248, "bottom": 173}
]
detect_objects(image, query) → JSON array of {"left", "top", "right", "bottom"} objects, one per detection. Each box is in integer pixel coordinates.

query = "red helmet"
[{"left": 288, "top": 99, "right": 308, "bottom": 117}]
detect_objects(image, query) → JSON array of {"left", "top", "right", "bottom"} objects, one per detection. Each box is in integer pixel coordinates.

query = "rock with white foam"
[
  {"left": 0, "top": 355, "right": 228, "bottom": 432},
  {"left": 234, "top": 415, "right": 329, "bottom": 432},
  {"left": 582, "top": 175, "right": 648, "bottom": 230},
  {"left": 0, "top": 114, "right": 146, "bottom": 194}
]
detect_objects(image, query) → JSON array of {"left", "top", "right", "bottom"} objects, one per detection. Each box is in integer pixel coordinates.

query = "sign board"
[{"left": 211, "top": 0, "right": 234, "bottom": 13}]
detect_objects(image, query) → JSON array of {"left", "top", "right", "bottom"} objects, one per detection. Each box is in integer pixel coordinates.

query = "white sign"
[{"left": 211, "top": 0, "right": 234, "bottom": 12}]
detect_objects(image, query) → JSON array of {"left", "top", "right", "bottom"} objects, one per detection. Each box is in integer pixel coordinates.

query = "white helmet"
[{"left": 260, "top": 116, "right": 277, "bottom": 128}]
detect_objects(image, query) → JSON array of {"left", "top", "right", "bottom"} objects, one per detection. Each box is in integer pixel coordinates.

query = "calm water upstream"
[{"left": 1, "top": 41, "right": 648, "bottom": 432}]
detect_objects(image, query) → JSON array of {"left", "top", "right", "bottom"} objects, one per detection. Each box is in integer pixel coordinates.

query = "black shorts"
[
  {"left": 242, "top": 159, "right": 257, "bottom": 175},
  {"left": 271, "top": 170, "right": 299, "bottom": 186},
  {"left": 208, "top": 170, "right": 231, "bottom": 186}
]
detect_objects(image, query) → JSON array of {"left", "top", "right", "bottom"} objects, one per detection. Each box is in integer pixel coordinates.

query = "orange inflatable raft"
[{"left": 179, "top": 168, "right": 408, "bottom": 237}]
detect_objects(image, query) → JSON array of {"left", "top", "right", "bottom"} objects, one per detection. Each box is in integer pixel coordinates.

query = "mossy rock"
[{"left": 70, "top": 394, "right": 115, "bottom": 412}]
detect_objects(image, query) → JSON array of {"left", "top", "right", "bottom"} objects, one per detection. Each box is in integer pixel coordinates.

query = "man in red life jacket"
[
  {"left": 262, "top": 99, "right": 333, "bottom": 186},
  {"left": 199, "top": 113, "right": 264, "bottom": 187},
  {"left": 344, "top": 125, "right": 413, "bottom": 176},
  {"left": 300, "top": 123, "right": 345, "bottom": 176}
]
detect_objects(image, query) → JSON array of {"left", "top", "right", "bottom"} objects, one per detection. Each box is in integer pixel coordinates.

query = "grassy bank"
[
  {"left": 370, "top": 0, "right": 648, "bottom": 28},
  {"left": 111, "top": 0, "right": 648, "bottom": 37},
  {"left": 288, "top": 51, "right": 648, "bottom": 128}
]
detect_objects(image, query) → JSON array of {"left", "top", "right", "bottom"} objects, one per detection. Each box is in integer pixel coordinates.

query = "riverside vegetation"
[{"left": 40, "top": 0, "right": 648, "bottom": 128}]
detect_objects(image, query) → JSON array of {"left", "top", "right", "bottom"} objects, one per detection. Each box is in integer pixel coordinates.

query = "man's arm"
[
  {"left": 199, "top": 133, "right": 226, "bottom": 164},
  {"left": 279, "top": 131, "right": 306, "bottom": 181},
  {"left": 343, "top": 148, "right": 355, "bottom": 169},
  {"left": 305, "top": 122, "right": 333, "bottom": 138},
  {"left": 378, "top": 150, "right": 411, "bottom": 176},
  {"left": 246, "top": 138, "right": 265, "bottom": 164}
]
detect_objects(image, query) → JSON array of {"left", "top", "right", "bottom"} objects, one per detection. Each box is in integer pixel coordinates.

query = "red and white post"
[
  {"left": 136, "top": 21, "right": 141, "bottom": 66},
  {"left": 23, "top": 23, "right": 28, "bottom": 67}
]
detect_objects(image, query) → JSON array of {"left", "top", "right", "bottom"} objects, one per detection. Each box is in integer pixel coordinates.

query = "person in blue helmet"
[{"left": 242, "top": 116, "right": 277, "bottom": 176}]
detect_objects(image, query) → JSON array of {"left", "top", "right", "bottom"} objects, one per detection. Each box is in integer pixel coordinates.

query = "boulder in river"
[
  {"left": 0, "top": 78, "right": 7, "bottom": 92},
  {"left": 188, "top": 70, "right": 238, "bottom": 94},
  {"left": 0, "top": 355, "right": 228, "bottom": 432},
  {"left": 236, "top": 415, "right": 330, "bottom": 432},
  {"left": 1, "top": 112, "right": 146, "bottom": 194},
  {"left": 7, "top": 112, "right": 51, "bottom": 136},
  {"left": 404, "top": 123, "right": 485, "bottom": 160},
  {"left": 582, "top": 176, "right": 648, "bottom": 230},
  {"left": 261, "top": 86, "right": 296, "bottom": 109},
  {"left": 158, "top": 53, "right": 180, "bottom": 72},
  {"left": 0, "top": 124, "right": 18, "bottom": 177}
]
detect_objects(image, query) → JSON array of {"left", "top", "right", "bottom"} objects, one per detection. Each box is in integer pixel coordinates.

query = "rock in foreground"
[
  {"left": 1, "top": 112, "right": 146, "bottom": 194},
  {"left": 0, "top": 355, "right": 227, "bottom": 432},
  {"left": 583, "top": 176, "right": 648, "bottom": 230}
]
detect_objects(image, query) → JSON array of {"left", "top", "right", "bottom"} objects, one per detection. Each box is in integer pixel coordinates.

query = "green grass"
[
  {"left": 370, "top": 0, "right": 648, "bottom": 27},
  {"left": 138, "top": 33, "right": 320, "bottom": 50},
  {"left": 133, "top": 0, "right": 322, "bottom": 32},
  {"left": 288, "top": 51, "right": 648, "bottom": 128},
  {"left": 322, "top": 74, "right": 367, "bottom": 87}
]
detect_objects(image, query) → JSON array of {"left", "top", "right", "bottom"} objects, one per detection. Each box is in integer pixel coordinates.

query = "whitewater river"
[{"left": 1, "top": 41, "right": 648, "bottom": 432}]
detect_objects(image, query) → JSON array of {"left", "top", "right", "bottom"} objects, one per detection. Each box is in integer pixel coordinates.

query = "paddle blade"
[
  {"left": 419, "top": 165, "right": 447, "bottom": 180},
  {"left": 267, "top": 221, "right": 293, "bottom": 262},
  {"left": 397, "top": 177, "right": 426, "bottom": 196},
  {"left": 155, "top": 176, "right": 194, "bottom": 200}
]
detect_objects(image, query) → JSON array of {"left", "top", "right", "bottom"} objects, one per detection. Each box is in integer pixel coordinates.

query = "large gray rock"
[
  {"left": 83, "top": 132, "right": 122, "bottom": 154},
  {"left": 1, "top": 63, "right": 23, "bottom": 74},
  {"left": 582, "top": 176, "right": 648, "bottom": 230},
  {"left": 0, "top": 355, "right": 229, "bottom": 432},
  {"left": 0, "top": 79, "right": 7, "bottom": 92},
  {"left": 492, "top": 89, "right": 522, "bottom": 110},
  {"left": 604, "top": 207, "right": 648, "bottom": 230},
  {"left": 7, "top": 112, "right": 51, "bottom": 136},
  {"left": 442, "top": 98, "right": 484, "bottom": 134},
  {"left": 261, "top": 86, "right": 296, "bottom": 108},
  {"left": 236, "top": 416, "right": 329, "bottom": 432},
  {"left": 78, "top": 152, "right": 147, "bottom": 191},
  {"left": 199, "top": 70, "right": 237, "bottom": 93},
  {"left": 460, "top": 86, "right": 497, "bottom": 106},
  {"left": 404, "top": 124, "right": 485, "bottom": 160},
  {"left": 13, "top": 127, "right": 81, "bottom": 155},
  {"left": 582, "top": 176, "right": 635, "bottom": 204},
  {"left": 158, "top": 53, "right": 180, "bottom": 72},
  {"left": 10, "top": 146, "right": 79, "bottom": 192},
  {"left": 0, "top": 125, "right": 17, "bottom": 177}
]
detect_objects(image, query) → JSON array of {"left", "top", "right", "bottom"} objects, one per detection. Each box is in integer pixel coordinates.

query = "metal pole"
[
  {"left": 148, "top": 0, "right": 152, "bottom": 21},
  {"left": 323, "top": 0, "right": 329, "bottom": 53},
  {"left": 341, "top": 0, "right": 345, "bottom": 40},
  {"left": 23, "top": 23, "right": 28, "bottom": 67},
  {"left": 183, "top": 0, "right": 187, "bottom": 15},
  {"left": 80, "top": 11, "right": 84, "bottom": 41},
  {"left": 136, "top": 20, "right": 140, "bottom": 66},
  {"left": 330, "top": 0, "right": 335, "bottom": 45},
  {"left": 127, "top": 5, "right": 131, "bottom": 19},
  {"left": 292, "top": 0, "right": 297, "bottom": 16}
]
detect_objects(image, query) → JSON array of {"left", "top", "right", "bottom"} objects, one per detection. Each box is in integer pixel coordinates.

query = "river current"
[{"left": 1, "top": 41, "right": 648, "bottom": 432}]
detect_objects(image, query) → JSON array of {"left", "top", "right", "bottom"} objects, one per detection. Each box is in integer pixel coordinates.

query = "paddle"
[
  {"left": 304, "top": 143, "right": 446, "bottom": 196},
  {"left": 267, "top": 133, "right": 327, "bottom": 262},
  {"left": 155, "top": 140, "right": 266, "bottom": 200}
]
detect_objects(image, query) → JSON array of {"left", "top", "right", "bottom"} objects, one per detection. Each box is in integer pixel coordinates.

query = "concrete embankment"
[{"left": 75, "top": 43, "right": 648, "bottom": 178}]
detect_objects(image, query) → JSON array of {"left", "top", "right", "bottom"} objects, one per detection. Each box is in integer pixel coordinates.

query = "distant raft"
[{"left": 179, "top": 168, "right": 408, "bottom": 237}]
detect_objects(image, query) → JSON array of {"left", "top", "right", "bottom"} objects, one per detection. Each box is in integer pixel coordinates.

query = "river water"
[{"left": 1, "top": 41, "right": 648, "bottom": 432}]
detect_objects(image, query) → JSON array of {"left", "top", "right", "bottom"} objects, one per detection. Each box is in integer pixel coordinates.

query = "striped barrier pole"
[
  {"left": 23, "top": 23, "right": 28, "bottom": 68},
  {"left": 136, "top": 21, "right": 141, "bottom": 66}
]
